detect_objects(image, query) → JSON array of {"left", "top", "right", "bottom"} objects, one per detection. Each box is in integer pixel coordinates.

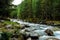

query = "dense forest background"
[{"left": 0, "top": 0, "right": 60, "bottom": 23}]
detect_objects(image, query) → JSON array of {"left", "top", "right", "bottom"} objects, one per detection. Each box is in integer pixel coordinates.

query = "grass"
[
  {"left": 3, "top": 21, "right": 19, "bottom": 25},
  {"left": 0, "top": 20, "right": 21, "bottom": 32},
  {"left": 52, "top": 27, "right": 60, "bottom": 31},
  {"left": 46, "top": 21, "right": 60, "bottom": 24},
  {"left": 46, "top": 21, "right": 60, "bottom": 31}
]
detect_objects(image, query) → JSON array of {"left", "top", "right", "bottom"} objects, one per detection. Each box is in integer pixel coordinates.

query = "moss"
[
  {"left": 52, "top": 27, "right": 60, "bottom": 31},
  {"left": 0, "top": 20, "right": 21, "bottom": 31},
  {"left": 3, "top": 21, "right": 19, "bottom": 25},
  {"left": 46, "top": 21, "right": 60, "bottom": 24}
]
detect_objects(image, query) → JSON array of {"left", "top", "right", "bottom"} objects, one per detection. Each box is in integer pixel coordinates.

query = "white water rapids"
[{"left": 10, "top": 19, "right": 60, "bottom": 40}]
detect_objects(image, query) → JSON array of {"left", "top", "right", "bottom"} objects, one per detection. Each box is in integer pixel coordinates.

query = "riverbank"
[
  {"left": 23, "top": 18, "right": 60, "bottom": 26},
  {"left": 46, "top": 21, "right": 60, "bottom": 25},
  {"left": 0, "top": 20, "right": 24, "bottom": 40}
]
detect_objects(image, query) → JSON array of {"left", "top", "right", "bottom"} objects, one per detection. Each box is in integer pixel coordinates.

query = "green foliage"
[
  {"left": 0, "top": 0, "right": 60, "bottom": 22},
  {"left": 0, "top": 32, "right": 10, "bottom": 40},
  {"left": 3, "top": 21, "right": 19, "bottom": 25},
  {"left": 17, "top": 0, "right": 60, "bottom": 21},
  {"left": 0, "top": 0, "right": 14, "bottom": 17},
  {"left": 10, "top": 10, "right": 17, "bottom": 18}
]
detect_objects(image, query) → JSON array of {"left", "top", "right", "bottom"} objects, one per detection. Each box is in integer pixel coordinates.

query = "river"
[{"left": 10, "top": 19, "right": 60, "bottom": 40}]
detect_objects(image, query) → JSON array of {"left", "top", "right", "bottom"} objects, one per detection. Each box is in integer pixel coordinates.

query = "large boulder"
[{"left": 45, "top": 29, "right": 54, "bottom": 36}]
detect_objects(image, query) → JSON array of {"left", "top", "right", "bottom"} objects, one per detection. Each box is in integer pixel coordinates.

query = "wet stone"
[
  {"left": 30, "top": 36, "right": 39, "bottom": 40},
  {"left": 45, "top": 29, "right": 54, "bottom": 36},
  {"left": 5, "top": 25, "right": 12, "bottom": 29},
  {"left": 11, "top": 37, "right": 18, "bottom": 40},
  {"left": 24, "top": 24, "right": 30, "bottom": 28}
]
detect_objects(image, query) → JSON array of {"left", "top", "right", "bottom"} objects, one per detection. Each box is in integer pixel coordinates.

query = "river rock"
[
  {"left": 20, "top": 24, "right": 30, "bottom": 29},
  {"left": 22, "top": 32, "right": 30, "bottom": 40},
  {"left": 20, "top": 25, "right": 25, "bottom": 29},
  {"left": 25, "top": 28, "right": 31, "bottom": 32},
  {"left": 45, "top": 29, "right": 54, "bottom": 36},
  {"left": 30, "top": 36, "right": 39, "bottom": 40},
  {"left": 0, "top": 20, "right": 5, "bottom": 22},
  {"left": 11, "top": 34, "right": 19, "bottom": 38},
  {"left": 5, "top": 25, "right": 12, "bottom": 29},
  {"left": 40, "top": 20, "right": 47, "bottom": 25},
  {"left": 24, "top": 25, "right": 30, "bottom": 28},
  {"left": 39, "top": 36, "right": 60, "bottom": 40}
]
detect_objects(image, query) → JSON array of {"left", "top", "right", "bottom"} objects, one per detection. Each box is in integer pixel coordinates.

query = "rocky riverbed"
[
  {"left": 10, "top": 19, "right": 60, "bottom": 40},
  {"left": 0, "top": 19, "right": 60, "bottom": 40}
]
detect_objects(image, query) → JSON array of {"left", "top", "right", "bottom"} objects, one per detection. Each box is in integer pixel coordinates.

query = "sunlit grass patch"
[
  {"left": 46, "top": 21, "right": 60, "bottom": 24},
  {"left": 52, "top": 27, "right": 60, "bottom": 31},
  {"left": 3, "top": 21, "right": 19, "bottom": 25}
]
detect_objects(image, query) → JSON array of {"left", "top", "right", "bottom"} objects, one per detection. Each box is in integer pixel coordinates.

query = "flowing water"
[{"left": 10, "top": 19, "right": 60, "bottom": 40}]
